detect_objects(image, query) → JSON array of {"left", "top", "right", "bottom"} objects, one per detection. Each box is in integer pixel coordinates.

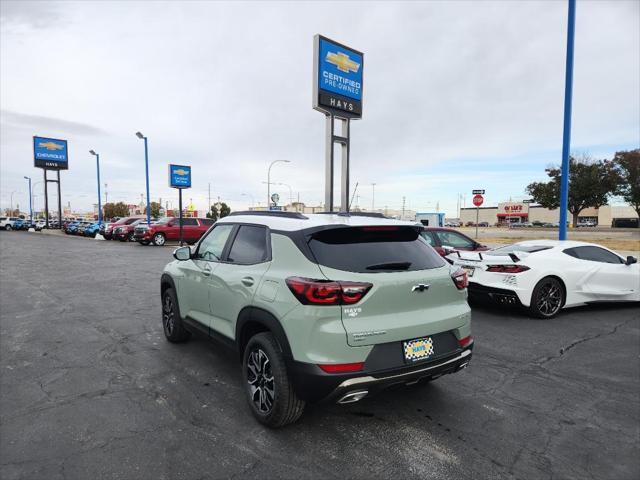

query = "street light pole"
[
  {"left": 136, "top": 132, "right": 151, "bottom": 225},
  {"left": 10, "top": 190, "right": 16, "bottom": 215},
  {"left": 371, "top": 183, "right": 376, "bottom": 211},
  {"left": 89, "top": 150, "right": 102, "bottom": 224},
  {"left": 267, "top": 160, "right": 290, "bottom": 209},
  {"left": 23, "top": 176, "right": 32, "bottom": 221}
]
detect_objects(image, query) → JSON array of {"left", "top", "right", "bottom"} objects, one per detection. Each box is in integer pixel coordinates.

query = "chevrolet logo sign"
[
  {"left": 173, "top": 169, "right": 188, "bottom": 176},
  {"left": 39, "top": 141, "right": 64, "bottom": 151},
  {"left": 326, "top": 51, "right": 360, "bottom": 74}
]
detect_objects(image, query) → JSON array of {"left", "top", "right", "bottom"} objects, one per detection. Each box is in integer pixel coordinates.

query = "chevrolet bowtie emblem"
[
  {"left": 326, "top": 51, "right": 360, "bottom": 74},
  {"left": 39, "top": 141, "right": 64, "bottom": 151},
  {"left": 174, "top": 169, "right": 188, "bottom": 175},
  {"left": 412, "top": 284, "right": 430, "bottom": 292}
]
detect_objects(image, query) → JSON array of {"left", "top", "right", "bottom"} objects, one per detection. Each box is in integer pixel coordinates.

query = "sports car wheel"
[{"left": 529, "top": 277, "right": 564, "bottom": 319}]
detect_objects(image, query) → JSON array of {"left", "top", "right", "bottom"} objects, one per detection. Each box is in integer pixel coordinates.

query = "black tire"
[
  {"left": 127, "top": 232, "right": 135, "bottom": 242},
  {"left": 152, "top": 233, "right": 166, "bottom": 246},
  {"left": 5, "top": 225, "right": 11, "bottom": 231},
  {"left": 242, "top": 332, "right": 305, "bottom": 428},
  {"left": 139, "top": 240, "right": 150, "bottom": 246},
  {"left": 161, "top": 288, "right": 190, "bottom": 343},
  {"left": 529, "top": 277, "right": 565, "bottom": 319},
  {"left": 118, "top": 236, "right": 127, "bottom": 242}
]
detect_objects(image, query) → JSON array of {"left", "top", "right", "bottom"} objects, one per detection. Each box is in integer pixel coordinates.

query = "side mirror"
[
  {"left": 173, "top": 246, "right": 191, "bottom": 261},
  {"left": 442, "top": 245, "right": 456, "bottom": 255},
  {"left": 625, "top": 256, "right": 637, "bottom": 266}
]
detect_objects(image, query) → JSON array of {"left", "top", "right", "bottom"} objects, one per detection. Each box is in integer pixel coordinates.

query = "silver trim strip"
[{"left": 336, "top": 349, "right": 472, "bottom": 389}]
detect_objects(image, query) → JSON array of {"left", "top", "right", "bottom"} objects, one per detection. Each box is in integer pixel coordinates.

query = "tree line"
[{"left": 526, "top": 149, "right": 639, "bottom": 227}]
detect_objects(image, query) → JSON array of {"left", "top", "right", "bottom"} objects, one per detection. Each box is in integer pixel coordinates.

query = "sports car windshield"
[{"left": 487, "top": 244, "right": 552, "bottom": 255}]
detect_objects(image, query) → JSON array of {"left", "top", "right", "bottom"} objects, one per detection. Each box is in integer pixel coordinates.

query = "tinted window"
[
  {"left": 180, "top": 218, "right": 198, "bottom": 226},
  {"left": 420, "top": 231, "right": 437, "bottom": 246},
  {"left": 308, "top": 226, "right": 445, "bottom": 273},
  {"left": 227, "top": 226, "right": 269, "bottom": 264},
  {"left": 195, "top": 224, "right": 234, "bottom": 261},
  {"left": 124, "top": 218, "right": 139, "bottom": 225},
  {"left": 436, "top": 231, "right": 474, "bottom": 249},
  {"left": 564, "top": 246, "right": 623, "bottom": 264},
  {"left": 200, "top": 218, "right": 214, "bottom": 226}
]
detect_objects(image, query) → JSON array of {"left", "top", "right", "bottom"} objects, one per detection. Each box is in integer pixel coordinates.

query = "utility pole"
[
  {"left": 105, "top": 183, "right": 108, "bottom": 204},
  {"left": 371, "top": 183, "right": 376, "bottom": 211},
  {"left": 208, "top": 183, "right": 211, "bottom": 215},
  {"left": 402, "top": 196, "right": 406, "bottom": 220}
]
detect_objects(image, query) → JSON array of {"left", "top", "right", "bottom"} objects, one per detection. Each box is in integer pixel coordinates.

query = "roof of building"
[{"left": 218, "top": 212, "right": 420, "bottom": 231}]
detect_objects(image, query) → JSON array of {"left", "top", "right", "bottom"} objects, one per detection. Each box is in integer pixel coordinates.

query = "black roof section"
[{"left": 316, "top": 211, "right": 389, "bottom": 219}]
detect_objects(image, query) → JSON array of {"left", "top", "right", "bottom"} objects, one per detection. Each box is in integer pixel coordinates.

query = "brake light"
[
  {"left": 451, "top": 268, "right": 468, "bottom": 290},
  {"left": 458, "top": 336, "right": 473, "bottom": 348},
  {"left": 486, "top": 265, "right": 530, "bottom": 273},
  {"left": 286, "top": 277, "right": 372, "bottom": 305},
  {"left": 318, "top": 362, "right": 364, "bottom": 373}
]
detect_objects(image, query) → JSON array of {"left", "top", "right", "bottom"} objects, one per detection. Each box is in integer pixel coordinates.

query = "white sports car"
[{"left": 448, "top": 240, "right": 639, "bottom": 318}]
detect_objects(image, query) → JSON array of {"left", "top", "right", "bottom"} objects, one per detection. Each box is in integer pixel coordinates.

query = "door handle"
[
  {"left": 241, "top": 277, "right": 254, "bottom": 287},
  {"left": 202, "top": 264, "right": 212, "bottom": 276}
]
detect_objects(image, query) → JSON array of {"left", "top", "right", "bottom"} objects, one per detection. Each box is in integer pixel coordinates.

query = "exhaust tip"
[{"left": 337, "top": 390, "right": 369, "bottom": 404}]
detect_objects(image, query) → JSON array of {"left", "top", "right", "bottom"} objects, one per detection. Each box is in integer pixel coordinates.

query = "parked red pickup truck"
[
  {"left": 134, "top": 217, "right": 214, "bottom": 246},
  {"left": 421, "top": 227, "right": 490, "bottom": 258}
]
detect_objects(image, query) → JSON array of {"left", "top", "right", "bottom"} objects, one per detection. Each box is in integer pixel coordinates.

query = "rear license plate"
[
  {"left": 403, "top": 336, "right": 435, "bottom": 363},
  {"left": 462, "top": 266, "right": 475, "bottom": 277}
]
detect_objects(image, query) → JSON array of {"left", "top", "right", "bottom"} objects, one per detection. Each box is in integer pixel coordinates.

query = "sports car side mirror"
[
  {"left": 173, "top": 246, "right": 191, "bottom": 261},
  {"left": 625, "top": 256, "right": 637, "bottom": 265}
]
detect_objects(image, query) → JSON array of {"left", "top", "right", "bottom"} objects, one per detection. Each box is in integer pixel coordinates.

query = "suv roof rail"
[
  {"left": 316, "top": 211, "right": 389, "bottom": 219},
  {"left": 228, "top": 211, "right": 309, "bottom": 220}
]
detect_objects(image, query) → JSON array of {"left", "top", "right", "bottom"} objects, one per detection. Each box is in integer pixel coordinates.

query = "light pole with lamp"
[
  {"left": 89, "top": 150, "right": 102, "bottom": 224},
  {"left": 23, "top": 176, "right": 32, "bottom": 222},
  {"left": 267, "top": 160, "right": 290, "bottom": 209},
  {"left": 263, "top": 181, "right": 293, "bottom": 208},
  {"left": 371, "top": 183, "right": 376, "bottom": 211},
  {"left": 136, "top": 132, "right": 152, "bottom": 226}
]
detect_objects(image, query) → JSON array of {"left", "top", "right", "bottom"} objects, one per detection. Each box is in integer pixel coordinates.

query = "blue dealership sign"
[
  {"left": 168, "top": 164, "right": 191, "bottom": 189},
  {"left": 313, "top": 35, "right": 363, "bottom": 118},
  {"left": 33, "top": 136, "right": 68, "bottom": 170}
]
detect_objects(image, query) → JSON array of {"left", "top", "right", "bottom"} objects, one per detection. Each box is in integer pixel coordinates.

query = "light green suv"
[{"left": 160, "top": 211, "right": 473, "bottom": 427}]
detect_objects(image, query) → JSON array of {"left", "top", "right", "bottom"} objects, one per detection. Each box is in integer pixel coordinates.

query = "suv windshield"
[
  {"left": 307, "top": 226, "right": 445, "bottom": 273},
  {"left": 487, "top": 244, "right": 552, "bottom": 255}
]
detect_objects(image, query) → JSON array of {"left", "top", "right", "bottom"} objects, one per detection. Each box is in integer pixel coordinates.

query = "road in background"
[{"left": 1, "top": 233, "right": 638, "bottom": 479}]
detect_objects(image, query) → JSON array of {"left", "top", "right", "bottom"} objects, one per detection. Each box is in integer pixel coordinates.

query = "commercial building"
[{"left": 460, "top": 202, "right": 638, "bottom": 227}]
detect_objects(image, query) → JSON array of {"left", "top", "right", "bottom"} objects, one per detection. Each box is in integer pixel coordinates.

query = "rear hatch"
[{"left": 308, "top": 226, "right": 469, "bottom": 346}]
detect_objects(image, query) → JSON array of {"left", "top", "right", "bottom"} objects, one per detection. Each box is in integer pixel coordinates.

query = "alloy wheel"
[
  {"left": 246, "top": 348, "right": 275, "bottom": 414},
  {"left": 162, "top": 294, "right": 175, "bottom": 336},
  {"left": 537, "top": 281, "right": 562, "bottom": 316},
  {"left": 154, "top": 234, "right": 165, "bottom": 246}
]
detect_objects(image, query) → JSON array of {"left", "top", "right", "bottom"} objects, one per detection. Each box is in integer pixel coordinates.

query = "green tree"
[
  {"left": 218, "top": 202, "right": 231, "bottom": 218},
  {"left": 206, "top": 205, "right": 218, "bottom": 220},
  {"left": 146, "top": 201, "right": 162, "bottom": 219},
  {"left": 526, "top": 155, "right": 618, "bottom": 227},
  {"left": 612, "top": 149, "right": 640, "bottom": 222},
  {"left": 103, "top": 202, "right": 129, "bottom": 219}
]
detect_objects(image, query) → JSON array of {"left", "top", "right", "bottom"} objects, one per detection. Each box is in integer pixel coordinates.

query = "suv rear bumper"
[{"left": 286, "top": 346, "right": 473, "bottom": 403}]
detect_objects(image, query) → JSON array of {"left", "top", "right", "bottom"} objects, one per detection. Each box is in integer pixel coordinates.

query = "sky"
[{"left": 1, "top": 0, "right": 638, "bottom": 217}]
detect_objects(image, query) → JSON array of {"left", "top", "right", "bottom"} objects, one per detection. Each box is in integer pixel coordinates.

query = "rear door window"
[
  {"left": 420, "top": 231, "right": 438, "bottom": 247},
  {"left": 227, "top": 225, "right": 269, "bottom": 264},
  {"left": 435, "top": 231, "right": 475, "bottom": 249},
  {"left": 564, "top": 246, "right": 623, "bottom": 264},
  {"left": 180, "top": 218, "right": 198, "bottom": 226},
  {"left": 308, "top": 226, "right": 445, "bottom": 273}
]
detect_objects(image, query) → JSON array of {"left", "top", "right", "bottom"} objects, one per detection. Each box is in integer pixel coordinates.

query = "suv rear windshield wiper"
[{"left": 366, "top": 261, "right": 412, "bottom": 271}]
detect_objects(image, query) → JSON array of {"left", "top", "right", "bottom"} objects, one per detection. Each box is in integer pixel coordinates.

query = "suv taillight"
[
  {"left": 286, "top": 277, "right": 372, "bottom": 306},
  {"left": 451, "top": 268, "right": 468, "bottom": 290},
  {"left": 486, "top": 265, "right": 530, "bottom": 273}
]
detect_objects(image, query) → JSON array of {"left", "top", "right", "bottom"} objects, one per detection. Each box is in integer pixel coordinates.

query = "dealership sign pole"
[
  {"left": 33, "top": 136, "right": 68, "bottom": 229},
  {"left": 559, "top": 0, "right": 576, "bottom": 240},
  {"left": 472, "top": 190, "right": 484, "bottom": 239},
  {"left": 169, "top": 164, "right": 192, "bottom": 246},
  {"left": 313, "top": 35, "right": 363, "bottom": 212}
]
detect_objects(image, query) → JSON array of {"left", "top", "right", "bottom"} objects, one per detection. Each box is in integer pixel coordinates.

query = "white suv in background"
[{"left": 0, "top": 217, "right": 19, "bottom": 230}]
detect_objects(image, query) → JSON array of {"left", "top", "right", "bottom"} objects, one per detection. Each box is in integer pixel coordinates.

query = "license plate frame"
[{"left": 403, "top": 336, "right": 435, "bottom": 364}]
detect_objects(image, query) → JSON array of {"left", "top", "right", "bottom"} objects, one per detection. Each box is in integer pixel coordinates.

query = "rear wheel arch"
[
  {"left": 530, "top": 274, "right": 567, "bottom": 307},
  {"left": 236, "top": 307, "right": 293, "bottom": 360}
]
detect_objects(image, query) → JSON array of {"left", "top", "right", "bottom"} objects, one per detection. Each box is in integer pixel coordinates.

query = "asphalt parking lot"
[{"left": 1, "top": 233, "right": 638, "bottom": 479}]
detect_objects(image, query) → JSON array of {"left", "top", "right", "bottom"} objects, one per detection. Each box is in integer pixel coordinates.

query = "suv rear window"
[{"left": 308, "top": 226, "right": 445, "bottom": 273}]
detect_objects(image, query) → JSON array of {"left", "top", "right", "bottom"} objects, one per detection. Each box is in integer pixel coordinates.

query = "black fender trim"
[
  {"left": 235, "top": 307, "right": 293, "bottom": 358},
  {"left": 160, "top": 273, "right": 176, "bottom": 297}
]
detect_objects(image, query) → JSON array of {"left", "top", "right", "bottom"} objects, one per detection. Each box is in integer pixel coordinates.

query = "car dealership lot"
[{"left": 1, "top": 233, "right": 638, "bottom": 479}]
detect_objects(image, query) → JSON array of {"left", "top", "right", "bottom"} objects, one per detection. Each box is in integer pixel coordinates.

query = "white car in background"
[
  {"left": 0, "top": 217, "right": 19, "bottom": 230},
  {"left": 448, "top": 240, "right": 639, "bottom": 318}
]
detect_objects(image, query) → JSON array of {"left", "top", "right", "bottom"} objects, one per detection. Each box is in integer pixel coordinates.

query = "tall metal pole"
[
  {"left": 43, "top": 172, "right": 49, "bottom": 228},
  {"left": 24, "top": 177, "right": 32, "bottom": 221},
  {"left": 208, "top": 182, "right": 211, "bottom": 217},
  {"left": 178, "top": 189, "right": 183, "bottom": 246},
  {"left": 143, "top": 137, "right": 151, "bottom": 225},
  {"left": 475, "top": 206, "right": 479, "bottom": 239},
  {"left": 267, "top": 160, "right": 290, "bottom": 210},
  {"left": 96, "top": 154, "right": 102, "bottom": 224},
  {"left": 57, "top": 171, "right": 62, "bottom": 228},
  {"left": 559, "top": 0, "right": 576, "bottom": 240}
]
